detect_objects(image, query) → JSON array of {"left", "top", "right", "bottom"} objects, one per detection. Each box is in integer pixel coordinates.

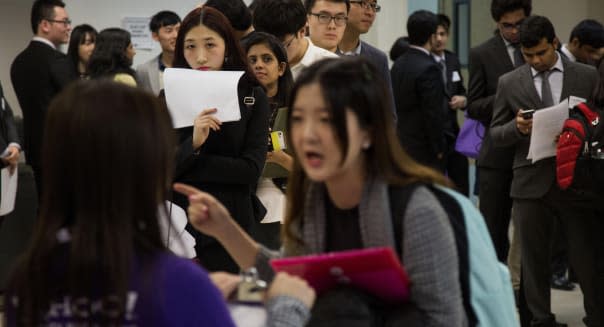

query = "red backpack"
[{"left": 556, "top": 102, "right": 604, "bottom": 194}]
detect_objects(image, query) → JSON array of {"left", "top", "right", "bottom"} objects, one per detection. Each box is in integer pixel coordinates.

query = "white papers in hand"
[
  {"left": 0, "top": 166, "right": 18, "bottom": 216},
  {"left": 527, "top": 101, "right": 569, "bottom": 163},
  {"left": 158, "top": 201, "right": 196, "bottom": 258},
  {"left": 163, "top": 68, "right": 244, "bottom": 128}
]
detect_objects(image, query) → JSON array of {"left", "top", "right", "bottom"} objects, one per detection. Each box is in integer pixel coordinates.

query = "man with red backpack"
[{"left": 490, "top": 16, "right": 600, "bottom": 327}]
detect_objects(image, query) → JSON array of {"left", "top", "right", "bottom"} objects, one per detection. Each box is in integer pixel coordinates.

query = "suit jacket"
[
  {"left": 359, "top": 41, "right": 397, "bottom": 120},
  {"left": 136, "top": 55, "right": 161, "bottom": 96},
  {"left": 443, "top": 49, "right": 466, "bottom": 134},
  {"left": 173, "top": 75, "right": 269, "bottom": 248},
  {"left": 466, "top": 33, "right": 516, "bottom": 169},
  {"left": 391, "top": 47, "right": 447, "bottom": 167},
  {"left": 489, "top": 59, "right": 598, "bottom": 199},
  {"left": 10, "top": 40, "right": 75, "bottom": 168},
  {"left": 0, "top": 82, "right": 20, "bottom": 169}
]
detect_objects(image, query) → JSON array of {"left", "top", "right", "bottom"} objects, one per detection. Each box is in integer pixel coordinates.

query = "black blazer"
[
  {"left": 466, "top": 33, "right": 516, "bottom": 169},
  {"left": 10, "top": 41, "right": 75, "bottom": 168},
  {"left": 443, "top": 50, "right": 467, "bottom": 134},
  {"left": 359, "top": 41, "right": 397, "bottom": 120},
  {"left": 391, "top": 47, "right": 447, "bottom": 167},
  {"left": 173, "top": 75, "right": 269, "bottom": 248},
  {"left": 0, "top": 82, "right": 20, "bottom": 168}
]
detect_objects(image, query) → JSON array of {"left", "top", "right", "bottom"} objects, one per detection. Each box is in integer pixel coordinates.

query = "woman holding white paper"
[
  {"left": 170, "top": 6, "right": 270, "bottom": 273},
  {"left": 175, "top": 58, "right": 466, "bottom": 326}
]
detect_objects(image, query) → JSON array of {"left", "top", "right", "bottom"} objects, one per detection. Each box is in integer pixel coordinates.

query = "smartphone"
[
  {"left": 268, "top": 131, "right": 286, "bottom": 152},
  {"left": 520, "top": 109, "right": 535, "bottom": 119}
]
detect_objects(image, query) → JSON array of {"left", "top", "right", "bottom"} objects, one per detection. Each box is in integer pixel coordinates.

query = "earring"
[
  {"left": 224, "top": 57, "right": 228, "bottom": 64},
  {"left": 362, "top": 141, "right": 371, "bottom": 150}
]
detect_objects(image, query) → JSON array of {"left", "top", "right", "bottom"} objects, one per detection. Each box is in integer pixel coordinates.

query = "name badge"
[{"left": 452, "top": 71, "right": 461, "bottom": 82}]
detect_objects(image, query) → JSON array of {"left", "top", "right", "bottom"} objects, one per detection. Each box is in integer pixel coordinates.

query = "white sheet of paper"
[
  {"left": 0, "top": 166, "right": 18, "bottom": 216},
  {"left": 158, "top": 201, "right": 196, "bottom": 258},
  {"left": 163, "top": 68, "right": 244, "bottom": 128},
  {"left": 527, "top": 101, "right": 569, "bottom": 163},
  {"left": 568, "top": 95, "right": 586, "bottom": 109}
]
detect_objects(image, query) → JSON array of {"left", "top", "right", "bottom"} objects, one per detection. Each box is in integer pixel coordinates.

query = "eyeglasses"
[
  {"left": 282, "top": 35, "right": 296, "bottom": 49},
  {"left": 46, "top": 18, "right": 72, "bottom": 26},
  {"left": 309, "top": 13, "right": 348, "bottom": 27},
  {"left": 500, "top": 20, "right": 524, "bottom": 31},
  {"left": 349, "top": 0, "right": 381, "bottom": 13}
]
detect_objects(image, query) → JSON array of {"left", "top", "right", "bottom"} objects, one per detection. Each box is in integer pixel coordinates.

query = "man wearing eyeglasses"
[
  {"left": 10, "top": 0, "right": 76, "bottom": 199},
  {"left": 337, "top": 0, "right": 395, "bottom": 120},
  {"left": 304, "top": 0, "right": 349, "bottom": 53},
  {"left": 253, "top": 0, "right": 337, "bottom": 79}
]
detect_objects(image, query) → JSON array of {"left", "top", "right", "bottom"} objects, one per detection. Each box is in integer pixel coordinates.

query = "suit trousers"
[
  {"left": 515, "top": 187, "right": 600, "bottom": 326},
  {"left": 446, "top": 149, "right": 469, "bottom": 196},
  {"left": 478, "top": 167, "right": 513, "bottom": 262}
]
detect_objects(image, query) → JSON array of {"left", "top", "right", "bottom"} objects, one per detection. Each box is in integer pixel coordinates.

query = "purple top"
[{"left": 6, "top": 253, "right": 237, "bottom": 327}]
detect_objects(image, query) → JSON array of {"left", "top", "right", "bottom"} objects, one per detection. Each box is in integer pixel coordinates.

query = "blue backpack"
[{"left": 390, "top": 183, "right": 518, "bottom": 327}]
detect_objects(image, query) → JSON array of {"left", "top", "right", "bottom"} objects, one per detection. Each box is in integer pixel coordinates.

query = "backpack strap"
[{"left": 387, "top": 183, "right": 419, "bottom": 259}]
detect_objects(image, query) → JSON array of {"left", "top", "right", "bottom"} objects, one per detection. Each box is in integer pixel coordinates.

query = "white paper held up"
[
  {"left": 0, "top": 166, "right": 18, "bottom": 215},
  {"left": 164, "top": 68, "right": 244, "bottom": 128},
  {"left": 527, "top": 101, "right": 569, "bottom": 163}
]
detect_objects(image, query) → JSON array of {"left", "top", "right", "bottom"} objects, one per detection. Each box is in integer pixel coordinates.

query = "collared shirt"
[
  {"left": 32, "top": 36, "right": 56, "bottom": 50},
  {"left": 409, "top": 45, "right": 431, "bottom": 57},
  {"left": 560, "top": 44, "right": 577, "bottom": 62},
  {"left": 290, "top": 38, "right": 338, "bottom": 80},
  {"left": 531, "top": 53, "right": 564, "bottom": 105},
  {"left": 336, "top": 40, "right": 362, "bottom": 56},
  {"left": 502, "top": 38, "right": 519, "bottom": 66}
]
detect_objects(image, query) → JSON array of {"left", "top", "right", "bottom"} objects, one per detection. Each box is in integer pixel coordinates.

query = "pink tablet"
[{"left": 270, "top": 247, "right": 410, "bottom": 302}]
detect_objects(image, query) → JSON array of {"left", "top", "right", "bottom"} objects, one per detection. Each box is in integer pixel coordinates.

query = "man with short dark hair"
[
  {"left": 391, "top": 10, "right": 447, "bottom": 171},
  {"left": 490, "top": 15, "right": 600, "bottom": 327},
  {"left": 253, "top": 0, "right": 337, "bottom": 79},
  {"left": 338, "top": 0, "right": 395, "bottom": 120},
  {"left": 304, "top": 0, "right": 349, "bottom": 53},
  {"left": 136, "top": 10, "right": 181, "bottom": 96},
  {"left": 11, "top": 0, "right": 75, "bottom": 197},
  {"left": 560, "top": 19, "right": 604, "bottom": 66},
  {"left": 432, "top": 13, "right": 469, "bottom": 195},
  {"left": 205, "top": 0, "right": 253, "bottom": 41},
  {"left": 466, "top": 0, "right": 532, "bottom": 264}
]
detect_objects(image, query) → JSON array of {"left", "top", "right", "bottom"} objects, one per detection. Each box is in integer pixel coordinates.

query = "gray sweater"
[{"left": 256, "top": 177, "right": 466, "bottom": 327}]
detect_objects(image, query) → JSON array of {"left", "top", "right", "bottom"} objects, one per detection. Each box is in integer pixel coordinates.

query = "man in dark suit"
[
  {"left": 467, "top": 0, "right": 531, "bottom": 263},
  {"left": 0, "top": 82, "right": 21, "bottom": 228},
  {"left": 338, "top": 0, "right": 396, "bottom": 120},
  {"left": 432, "top": 14, "right": 469, "bottom": 195},
  {"left": 391, "top": 10, "right": 447, "bottom": 171},
  {"left": 11, "top": 0, "right": 75, "bottom": 198},
  {"left": 490, "top": 16, "right": 600, "bottom": 327}
]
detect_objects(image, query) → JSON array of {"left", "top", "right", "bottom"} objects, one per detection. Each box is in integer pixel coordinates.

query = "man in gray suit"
[
  {"left": 337, "top": 0, "right": 395, "bottom": 119},
  {"left": 490, "top": 16, "right": 600, "bottom": 327},
  {"left": 136, "top": 11, "right": 180, "bottom": 96},
  {"left": 0, "top": 81, "right": 21, "bottom": 228}
]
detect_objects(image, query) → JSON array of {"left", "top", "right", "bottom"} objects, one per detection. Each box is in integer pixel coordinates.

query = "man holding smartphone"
[{"left": 490, "top": 16, "right": 600, "bottom": 327}]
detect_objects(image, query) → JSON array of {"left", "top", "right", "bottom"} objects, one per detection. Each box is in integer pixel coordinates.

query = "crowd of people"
[{"left": 0, "top": 0, "right": 603, "bottom": 326}]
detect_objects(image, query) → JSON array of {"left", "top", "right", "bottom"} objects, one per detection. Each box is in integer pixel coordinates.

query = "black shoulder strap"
[{"left": 388, "top": 183, "right": 421, "bottom": 259}]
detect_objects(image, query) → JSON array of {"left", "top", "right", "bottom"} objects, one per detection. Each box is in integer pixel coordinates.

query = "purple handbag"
[{"left": 455, "top": 113, "right": 485, "bottom": 158}]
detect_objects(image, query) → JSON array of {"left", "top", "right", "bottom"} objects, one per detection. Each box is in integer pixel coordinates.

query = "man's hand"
[
  {"left": 1, "top": 145, "right": 20, "bottom": 175},
  {"left": 515, "top": 109, "right": 533, "bottom": 135},
  {"left": 449, "top": 95, "right": 467, "bottom": 110}
]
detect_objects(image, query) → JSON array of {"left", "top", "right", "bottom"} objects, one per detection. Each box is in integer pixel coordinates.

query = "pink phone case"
[{"left": 270, "top": 247, "right": 410, "bottom": 303}]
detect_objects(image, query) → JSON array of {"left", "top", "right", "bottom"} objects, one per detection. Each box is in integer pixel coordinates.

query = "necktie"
[
  {"left": 513, "top": 44, "right": 525, "bottom": 67},
  {"left": 540, "top": 70, "right": 554, "bottom": 107},
  {"left": 438, "top": 59, "right": 447, "bottom": 85}
]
